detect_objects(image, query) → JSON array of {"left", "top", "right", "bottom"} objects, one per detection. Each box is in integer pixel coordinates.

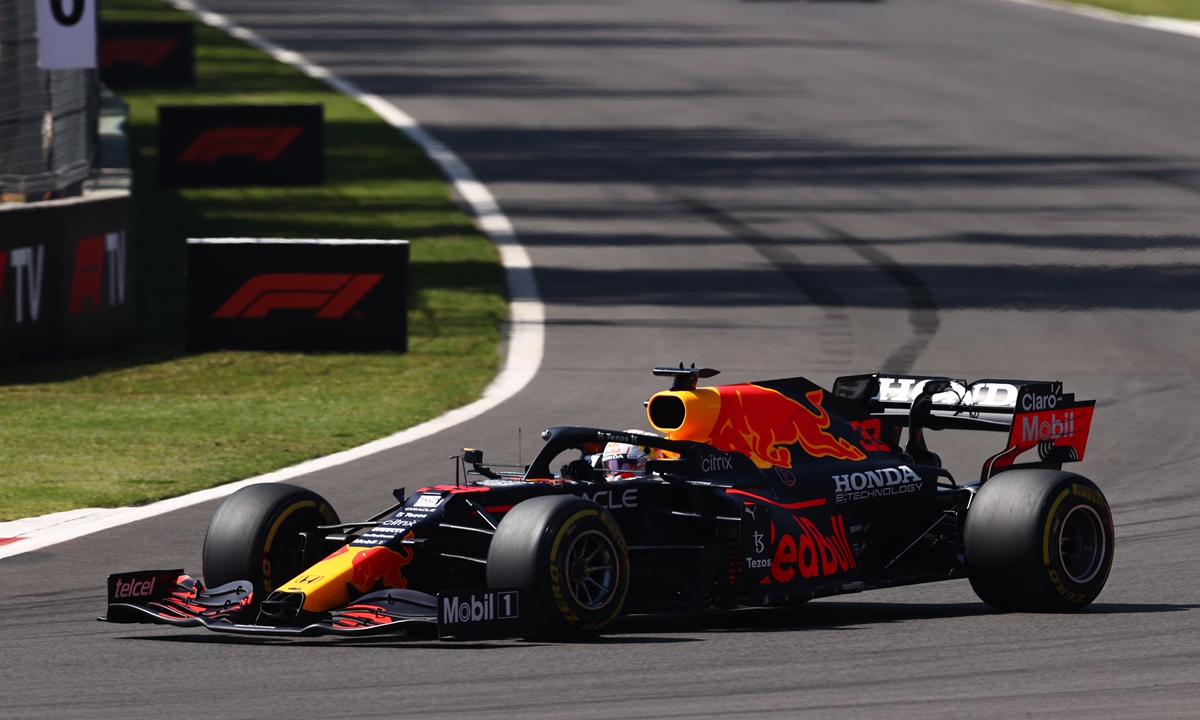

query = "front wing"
[
  {"left": 101, "top": 570, "right": 528, "bottom": 639},
  {"left": 101, "top": 569, "right": 438, "bottom": 637}
]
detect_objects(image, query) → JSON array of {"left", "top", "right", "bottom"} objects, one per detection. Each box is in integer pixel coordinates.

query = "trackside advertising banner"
[
  {"left": 0, "top": 193, "right": 135, "bottom": 367},
  {"left": 158, "top": 105, "right": 324, "bottom": 187},
  {"left": 186, "top": 239, "right": 408, "bottom": 352},
  {"left": 100, "top": 22, "right": 194, "bottom": 86}
]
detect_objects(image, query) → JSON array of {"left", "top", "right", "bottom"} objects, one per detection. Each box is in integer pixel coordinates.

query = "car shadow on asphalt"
[
  {"left": 114, "top": 601, "right": 1198, "bottom": 648},
  {"left": 612, "top": 599, "right": 1200, "bottom": 635}
]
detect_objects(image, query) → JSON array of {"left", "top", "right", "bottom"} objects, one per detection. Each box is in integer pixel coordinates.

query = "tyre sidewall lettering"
[
  {"left": 1041, "top": 482, "right": 1112, "bottom": 603},
  {"left": 546, "top": 510, "right": 596, "bottom": 626},
  {"left": 261, "top": 499, "right": 318, "bottom": 592},
  {"left": 544, "top": 507, "right": 628, "bottom": 632}
]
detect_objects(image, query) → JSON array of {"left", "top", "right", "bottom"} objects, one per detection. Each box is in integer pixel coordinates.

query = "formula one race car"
[{"left": 104, "top": 365, "right": 1113, "bottom": 640}]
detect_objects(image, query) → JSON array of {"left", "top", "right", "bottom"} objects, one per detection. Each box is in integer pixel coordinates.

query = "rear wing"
[{"left": 833, "top": 374, "right": 1095, "bottom": 477}]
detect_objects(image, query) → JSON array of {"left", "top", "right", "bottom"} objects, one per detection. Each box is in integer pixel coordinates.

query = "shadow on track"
[{"left": 110, "top": 601, "right": 1197, "bottom": 649}]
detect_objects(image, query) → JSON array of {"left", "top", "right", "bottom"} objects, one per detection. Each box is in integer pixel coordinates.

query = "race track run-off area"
[{"left": 5, "top": 0, "right": 1200, "bottom": 717}]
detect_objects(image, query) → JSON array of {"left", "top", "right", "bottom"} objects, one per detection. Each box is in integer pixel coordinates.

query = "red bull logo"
[
  {"left": 348, "top": 545, "right": 413, "bottom": 592},
  {"left": 705, "top": 385, "right": 866, "bottom": 468},
  {"left": 768, "top": 515, "right": 856, "bottom": 584}
]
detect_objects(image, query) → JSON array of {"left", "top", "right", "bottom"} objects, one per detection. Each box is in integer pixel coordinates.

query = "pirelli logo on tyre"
[
  {"left": 159, "top": 105, "right": 322, "bottom": 187},
  {"left": 186, "top": 239, "right": 408, "bottom": 352}
]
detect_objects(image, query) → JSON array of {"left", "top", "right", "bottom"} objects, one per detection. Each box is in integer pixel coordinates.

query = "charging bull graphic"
[
  {"left": 348, "top": 545, "right": 413, "bottom": 592},
  {"left": 705, "top": 385, "right": 866, "bottom": 468}
]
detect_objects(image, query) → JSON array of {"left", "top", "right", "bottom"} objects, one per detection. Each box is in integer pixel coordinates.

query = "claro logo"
[
  {"left": 179, "top": 127, "right": 304, "bottom": 163},
  {"left": 213, "top": 273, "right": 383, "bottom": 319}
]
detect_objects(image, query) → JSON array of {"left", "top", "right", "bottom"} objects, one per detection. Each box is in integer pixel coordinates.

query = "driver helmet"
[{"left": 599, "top": 430, "right": 659, "bottom": 479}]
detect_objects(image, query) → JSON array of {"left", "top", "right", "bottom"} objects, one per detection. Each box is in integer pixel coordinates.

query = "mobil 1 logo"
[{"left": 437, "top": 587, "right": 526, "bottom": 639}]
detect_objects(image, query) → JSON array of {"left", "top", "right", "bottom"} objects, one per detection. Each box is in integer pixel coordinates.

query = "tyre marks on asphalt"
[
  {"left": 668, "top": 190, "right": 940, "bottom": 374},
  {"left": 807, "top": 218, "right": 940, "bottom": 375},
  {"left": 668, "top": 193, "right": 854, "bottom": 373}
]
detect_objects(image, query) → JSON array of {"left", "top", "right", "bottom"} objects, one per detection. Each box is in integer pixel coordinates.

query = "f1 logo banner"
[
  {"left": 159, "top": 105, "right": 323, "bottom": 188},
  {"left": 0, "top": 192, "right": 134, "bottom": 367},
  {"left": 37, "top": 0, "right": 97, "bottom": 69},
  {"left": 187, "top": 239, "right": 408, "bottom": 352},
  {"left": 100, "top": 22, "right": 194, "bottom": 86}
]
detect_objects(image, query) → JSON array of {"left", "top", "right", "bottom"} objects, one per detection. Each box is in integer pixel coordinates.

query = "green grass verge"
[
  {"left": 1063, "top": 0, "right": 1200, "bottom": 21},
  {"left": 0, "top": 0, "right": 506, "bottom": 521}
]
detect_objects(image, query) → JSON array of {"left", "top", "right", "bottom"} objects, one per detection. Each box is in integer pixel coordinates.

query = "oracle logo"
[
  {"left": 213, "top": 273, "right": 383, "bottom": 319},
  {"left": 178, "top": 127, "right": 304, "bottom": 164}
]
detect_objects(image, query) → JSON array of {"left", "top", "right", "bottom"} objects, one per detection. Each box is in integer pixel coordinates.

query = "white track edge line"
[
  {"left": 992, "top": 0, "right": 1200, "bottom": 40},
  {"left": 0, "top": 1, "right": 544, "bottom": 561}
]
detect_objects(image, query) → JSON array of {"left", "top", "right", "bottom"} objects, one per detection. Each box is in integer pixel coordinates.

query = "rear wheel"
[
  {"left": 487, "top": 495, "right": 629, "bottom": 640},
  {"left": 965, "top": 469, "right": 1113, "bottom": 612},
  {"left": 202, "top": 483, "right": 339, "bottom": 607}
]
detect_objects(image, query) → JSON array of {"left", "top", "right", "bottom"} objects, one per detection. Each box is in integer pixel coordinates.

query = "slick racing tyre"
[
  {"left": 487, "top": 495, "right": 630, "bottom": 640},
  {"left": 965, "top": 469, "right": 1114, "bottom": 612},
  {"left": 202, "top": 483, "right": 339, "bottom": 607}
]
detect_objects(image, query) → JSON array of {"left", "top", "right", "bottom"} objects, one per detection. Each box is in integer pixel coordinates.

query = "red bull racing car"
[{"left": 104, "top": 365, "right": 1113, "bottom": 640}]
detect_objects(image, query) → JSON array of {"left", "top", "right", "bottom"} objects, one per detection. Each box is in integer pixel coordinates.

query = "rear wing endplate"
[{"left": 833, "top": 374, "right": 1095, "bottom": 477}]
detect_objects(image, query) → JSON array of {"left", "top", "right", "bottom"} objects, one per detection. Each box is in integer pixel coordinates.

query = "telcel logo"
[
  {"left": 113, "top": 576, "right": 156, "bottom": 599},
  {"left": 213, "top": 273, "right": 382, "bottom": 319}
]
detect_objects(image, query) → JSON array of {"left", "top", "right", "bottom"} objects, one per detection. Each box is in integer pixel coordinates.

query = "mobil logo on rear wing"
[
  {"left": 984, "top": 383, "right": 1096, "bottom": 475},
  {"left": 833, "top": 373, "right": 1095, "bottom": 473}
]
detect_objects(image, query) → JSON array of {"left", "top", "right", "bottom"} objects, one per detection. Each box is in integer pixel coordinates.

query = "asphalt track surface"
[{"left": 5, "top": 0, "right": 1200, "bottom": 716}]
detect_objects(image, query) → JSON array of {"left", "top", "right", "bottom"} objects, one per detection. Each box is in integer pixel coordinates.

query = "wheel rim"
[
  {"left": 565, "top": 530, "right": 619, "bottom": 611},
  {"left": 1059, "top": 504, "right": 1105, "bottom": 584},
  {"left": 265, "top": 505, "right": 324, "bottom": 590}
]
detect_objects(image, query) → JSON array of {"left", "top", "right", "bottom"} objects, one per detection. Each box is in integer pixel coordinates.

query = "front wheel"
[
  {"left": 202, "top": 483, "right": 339, "bottom": 608},
  {"left": 486, "top": 495, "right": 630, "bottom": 640},
  {"left": 964, "top": 469, "right": 1114, "bottom": 612}
]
